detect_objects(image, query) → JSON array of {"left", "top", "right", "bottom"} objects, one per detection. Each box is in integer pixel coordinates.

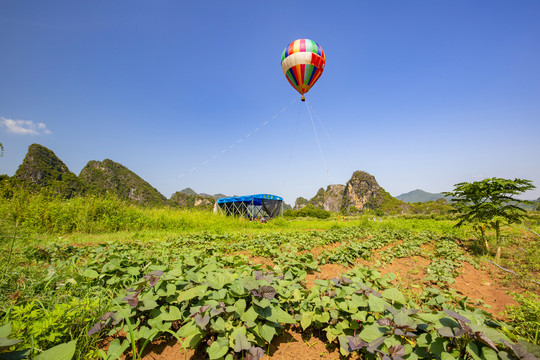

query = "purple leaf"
[
  {"left": 444, "top": 309, "right": 471, "bottom": 323},
  {"left": 122, "top": 292, "right": 140, "bottom": 308},
  {"left": 149, "top": 270, "right": 164, "bottom": 277},
  {"left": 245, "top": 346, "right": 265, "bottom": 360},
  {"left": 474, "top": 331, "right": 498, "bottom": 351},
  {"left": 210, "top": 306, "right": 224, "bottom": 317},
  {"left": 199, "top": 305, "right": 211, "bottom": 313},
  {"left": 194, "top": 313, "right": 210, "bottom": 329},
  {"left": 260, "top": 285, "right": 277, "bottom": 300},
  {"left": 457, "top": 319, "right": 472, "bottom": 334},
  {"left": 388, "top": 344, "right": 405, "bottom": 357},
  {"left": 377, "top": 318, "right": 393, "bottom": 327},
  {"left": 144, "top": 271, "right": 164, "bottom": 287},
  {"left": 100, "top": 311, "right": 114, "bottom": 321},
  {"left": 87, "top": 321, "right": 107, "bottom": 336},
  {"left": 348, "top": 335, "right": 368, "bottom": 351}
]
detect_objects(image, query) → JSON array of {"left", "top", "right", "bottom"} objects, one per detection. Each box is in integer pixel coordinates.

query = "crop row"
[{"left": 1, "top": 226, "right": 535, "bottom": 359}]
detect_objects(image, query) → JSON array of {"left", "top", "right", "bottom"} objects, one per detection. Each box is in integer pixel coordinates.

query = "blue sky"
[{"left": 1, "top": 1, "right": 539, "bottom": 204}]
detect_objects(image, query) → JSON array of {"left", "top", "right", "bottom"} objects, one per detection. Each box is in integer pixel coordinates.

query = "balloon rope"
[
  {"left": 305, "top": 99, "right": 332, "bottom": 184},
  {"left": 280, "top": 105, "right": 302, "bottom": 194},
  {"left": 177, "top": 98, "right": 297, "bottom": 179}
]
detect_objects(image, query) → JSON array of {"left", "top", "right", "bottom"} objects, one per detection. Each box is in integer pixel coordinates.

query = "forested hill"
[
  {"left": 5, "top": 143, "right": 222, "bottom": 208},
  {"left": 396, "top": 189, "right": 446, "bottom": 203}
]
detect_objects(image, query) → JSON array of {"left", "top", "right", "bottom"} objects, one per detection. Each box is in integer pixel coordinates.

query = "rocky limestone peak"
[
  {"left": 309, "top": 184, "right": 346, "bottom": 212},
  {"left": 15, "top": 144, "right": 71, "bottom": 184},
  {"left": 15, "top": 143, "right": 82, "bottom": 197},
  {"left": 341, "top": 171, "right": 383, "bottom": 211},
  {"left": 294, "top": 197, "right": 309, "bottom": 210},
  {"left": 169, "top": 191, "right": 214, "bottom": 210}
]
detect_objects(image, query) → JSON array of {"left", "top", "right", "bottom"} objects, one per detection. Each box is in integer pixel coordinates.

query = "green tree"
[{"left": 444, "top": 177, "right": 535, "bottom": 255}]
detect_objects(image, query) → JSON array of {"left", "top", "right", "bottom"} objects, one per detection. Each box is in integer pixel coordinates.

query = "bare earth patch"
[
  {"left": 452, "top": 262, "right": 518, "bottom": 317},
  {"left": 304, "top": 263, "right": 349, "bottom": 288},
  {"left": 378, "top": 255, "right": 431, "bottom": 291}
]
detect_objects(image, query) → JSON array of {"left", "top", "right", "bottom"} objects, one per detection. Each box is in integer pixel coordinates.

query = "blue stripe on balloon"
[{"left": 287, "top": 69, "right": 298, "bottom": 87}]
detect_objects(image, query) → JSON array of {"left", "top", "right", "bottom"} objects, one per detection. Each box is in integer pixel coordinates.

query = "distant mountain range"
[
  {"left": 10, "top": 143, "right": 227, "bottom": 209},
  {"left": 396, "top": 189, "right": 447, "bottom": 203},
  {"left": 6, "top": 143, "right": 537, "bottom": 212}
]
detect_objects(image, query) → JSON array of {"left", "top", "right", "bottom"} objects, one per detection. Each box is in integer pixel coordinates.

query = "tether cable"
[{"left": 305, "top": 99, "right": 332, "bottom": 184}]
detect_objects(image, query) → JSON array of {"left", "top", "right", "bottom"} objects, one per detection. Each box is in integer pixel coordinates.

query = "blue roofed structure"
[{"left": 216, "top": 194, "right": 283, "bottom": 219}]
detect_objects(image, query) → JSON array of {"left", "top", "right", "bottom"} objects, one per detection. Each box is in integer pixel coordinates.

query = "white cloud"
[{"left": 0, "top": 117, "right": 52, "bottom": 135}]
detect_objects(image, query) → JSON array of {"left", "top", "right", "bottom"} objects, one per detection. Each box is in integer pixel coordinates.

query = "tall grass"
[
  {"left": 0, "top": 190, "right": 254, "bottom": 235},
  {"left": 0, "top": 187, "right": 488, "bottom": 241}
]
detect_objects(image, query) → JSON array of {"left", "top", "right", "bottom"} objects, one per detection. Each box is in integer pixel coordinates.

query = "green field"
[{"left": 1, "top": 193, "right": 539, "bottom": 359}]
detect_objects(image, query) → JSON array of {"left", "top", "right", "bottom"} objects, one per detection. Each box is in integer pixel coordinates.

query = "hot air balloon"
[{"left": 281, "top": 39, "right": 325, "bottom": 101}]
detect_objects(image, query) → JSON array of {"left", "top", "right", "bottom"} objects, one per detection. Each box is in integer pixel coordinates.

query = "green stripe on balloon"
[{"left": 304, "top": 64, "right": 315, "bottom": 85}]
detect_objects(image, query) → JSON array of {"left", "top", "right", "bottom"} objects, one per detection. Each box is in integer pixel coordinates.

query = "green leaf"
[
  {"left": 0, "top": 349, "right": 32, "bottom": 359},
  {"left": 255, "top": 298, "right": 272, "bottom": 309},
  {"left": 351, "top": 311, "right": 367, "bottom": 322},
  {"left": 241, "top": 307, "right": 259, "bottom": 324},
  {"left": 126, "top": 267, "right": 140, "bottom": 276},
  {"left": 0, "top": 323, "right": 12, "bottom": 338},
  {"left": 0, "top": 337, "right": 22, "bottom": 348},
  {"left": 267, "top": 306, "right": 295, "bottom": 324},
  {"left": 416, "top": 333, "right": 431, "bottom": 347},
  {"left": 350, "top": 294, "right": 368, "bottom": 308},
  {"left": 81, "top": 269, "right": 98, "bottom": 279},
  {"left": 177, "top": 321, "right": 201, "bottom": 338},
  {"left": 466, "top": 342, "right": 483, "bottom": 360},
  {"left": 300, "top": 312, "right": 313, "bottom": 330},
  {"left": 359, "top": 324, "right": 384, "bottom": 343},
  {"left": 207, "top": 337, "right": 229, "bottom": 359},
  {"left": 441, "top": 353, "right": 457, "bottom": 360},
  {"left": 234, "top": 299, "right": 246, "bottom": 316},
  {"left": 177, "top": 285, "right": 208, "bottom": 303},
  {"left": 212, "top": 317, "right": 227, "bottom": 332},
  {"left": 34, "top": 340, "right": 77, "bottom": 360},
  {"left": 313, "top": 312, "right": 330, "bottom": 324},
  {"left": 101, "top": 338, "right": 130, "bottom": 360},
  {"left": 393, "top": 311, "right": 417, "bottom": 329},
  {"left": 469, "top": 323, "right": 510, "bottom": 344},
  {"left": 207, "top": 272, "right": 234, "bottom": 290},
  {"left": 229, "top": 281, "right": 247, "bottom": 296},
  {"left": 481, "top": 346, "right": 499, "bottom": 360},
  {"left": 381, "top": 288, "right": 406, "bottom": 304},
  {"left": 233, "top": 331, "right": 251, "bottom": 352},
  {"left": 368, "top": 294, "right": 386, "bottom": 312},
  {"left": 242, "top": 277, "right": 259, "bottom": 291},
  {"left": 429, "top": 337, "right": 447, "bottom": 357},
  {"left": 139, "top": 293, "right": 159, "bottom": 311},
  {"left": 259, "top": 323, "right": 277, "bottom": 343},
  {"left": 159, "top": 306, "right": 183, "bottom": 321}
]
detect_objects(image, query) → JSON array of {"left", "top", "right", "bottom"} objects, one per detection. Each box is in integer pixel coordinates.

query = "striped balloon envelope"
[{"left": 281, "top": 39, "right": 325, "bottom": 101}]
